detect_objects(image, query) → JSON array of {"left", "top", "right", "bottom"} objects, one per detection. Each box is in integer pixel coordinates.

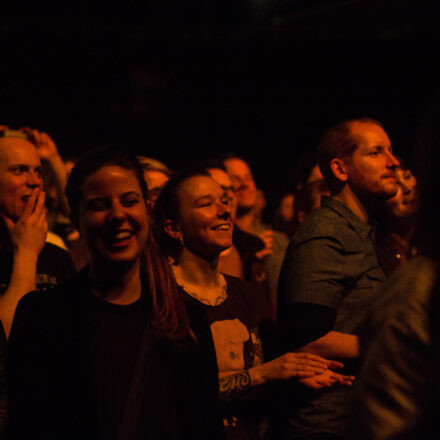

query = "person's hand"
[
  {"left": 21, "top": 127, "right": 59, "bottom": 160},
  {"left": 5, "top": 189, "right": 47, "bottom": 255},
  {"left": 255, "top": 230, "right": 274, "bottom": 259},
  {"left": 255, "top": 352, "right": 343, "bottom": 382},
  {"left": 300, "top": 369, "right": 355, "bottom": 390}
]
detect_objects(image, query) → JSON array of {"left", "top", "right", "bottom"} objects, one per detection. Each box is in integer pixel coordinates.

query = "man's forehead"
[
  {"left": 349, "top": 121, "right": 391, "bottom": 148},
  {"left": 0, "top": 137, "right": 41, "bottom": 165}
]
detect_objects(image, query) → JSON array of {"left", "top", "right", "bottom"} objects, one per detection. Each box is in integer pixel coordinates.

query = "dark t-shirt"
[
  {"left": 0, "top": 242, "right": 76, "bottom": 295},
  {"left": 0, "top": 233, "right": 75, "bottom": 437},
  {"left": 82, "top": 290, "right": 147, "bottom": 439},
  {"left": 6, "top": 269, "right": 211, "bottom": 440},
  {"left": 181, "top": 275, "right": 268, "bottom": 440}
]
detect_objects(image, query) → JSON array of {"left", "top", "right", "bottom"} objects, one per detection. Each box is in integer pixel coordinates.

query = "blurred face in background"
[
  {"left": 207, "top": 167, "right": 237, "bottom": 221},
  {"left": 143, "top": 169, "right": 170, "bottom": 206},
  {"left": 384, "top": 167, "right": 419, "bottom": 220},
  {"left": 278, "top": 194, "right": 295, "bottom": 222},
  {"left": 223, "top": 158, "right": 257, "bottom": 213}
]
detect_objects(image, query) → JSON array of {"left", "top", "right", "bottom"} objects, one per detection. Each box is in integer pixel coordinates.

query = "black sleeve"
[
  {"left": 278, "top": 301, "right": 337, "bottom": 351},
  {"left": 6, "top": 292, "right": 55, "bottom": 439}
]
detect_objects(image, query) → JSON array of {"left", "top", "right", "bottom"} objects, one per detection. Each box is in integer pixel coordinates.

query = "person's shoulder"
[
  {"left": 40, "top": 242, "right": 72, "bottom": 259},
  {"left": 38, "top": 242, "right": 77, "bottom": 282},
  {"left": 293, "top": 206, "right": 351, "bottom": 244},
  {"left": 272, "top": 229, "right": 289, "bottom": 248},
  {"left": 20, "top": 268, "right": 87, "bottom": 310}
]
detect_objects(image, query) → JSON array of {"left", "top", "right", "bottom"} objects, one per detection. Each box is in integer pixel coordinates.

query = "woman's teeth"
[{"left": 213, "top": 224, "right": 230, "bottom": 231}]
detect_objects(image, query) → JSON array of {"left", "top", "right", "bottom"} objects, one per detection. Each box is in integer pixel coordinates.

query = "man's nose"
[
  {"left": 27, "top": 171, "right": 42, "bottom": 188},
  {"left": 386, "top": 152, "right": 400, "bottom": 168},
  {"left": 218, "top": 202, "right": 232, "bottom": 218}
]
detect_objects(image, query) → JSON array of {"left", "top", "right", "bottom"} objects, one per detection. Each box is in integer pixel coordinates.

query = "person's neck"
[
  {"left": 332, "top": 186, "right": 373, "bottom": 223},
  {"left": 236, "top": 211, "right": 256, "bottom": 234},
  {"left": 89, "top": 260, "right": 142, "bottom": 305},
  {"left": 173, "top": 247, "right": 220, "bottom": 289}
]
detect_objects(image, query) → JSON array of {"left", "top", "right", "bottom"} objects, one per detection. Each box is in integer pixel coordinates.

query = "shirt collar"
[{"left": 321, "top": 196, "right": 373, "bottom": 240}]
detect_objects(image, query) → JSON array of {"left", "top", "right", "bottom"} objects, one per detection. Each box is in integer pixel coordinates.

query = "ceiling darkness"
[{"left": 1, "top": 0, "right": 439, "bottom": 205}]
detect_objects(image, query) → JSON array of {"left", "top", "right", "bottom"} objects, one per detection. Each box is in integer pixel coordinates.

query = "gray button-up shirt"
[{"left": 276, "top": 196, "right": 386, "bottom": 438}]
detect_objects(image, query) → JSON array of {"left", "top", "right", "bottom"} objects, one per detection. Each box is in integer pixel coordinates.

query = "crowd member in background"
[
  {"left": 21, "top": 128, "right": 89, "bottom": 269},
  {"left": 293, "top": 164, "right": 330, "bottom": 230},
  {"left": 251, "top": 189, "right": 266, "bottom": 225},
  {"left": 223, "top": 155, "right": 288, "bottom": 315},
  {"left": 0, "top": 128, "right": 75, "bottom": 339},
  {"left": 154, "top": 171, "right": 354, "bottom": 440},
  {"left": 272, "top": 192, "right": 296, "bottom": 238},
  {"left": 349, "top": 103, "right": 440, "bottom": 439},
  {"left": 375, "top": 158, "right": 419, "bottom": 276},
  {"left": 276, "top": 118, "right": 399, "bottom": 439},
  {"left": 0, "top": 128, "right": 75, "bottom": 436},
  {"left": 137, "top": 155, "right": 172, "bottom": 207},
  {"left": 6, "top": 147, "right": 212, "bottom": 439},
  {"left": 205, "top": 162, "right": 244, "bottom": 278}
]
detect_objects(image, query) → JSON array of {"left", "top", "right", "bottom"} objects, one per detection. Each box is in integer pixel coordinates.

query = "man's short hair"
[{"left": 317, "top": 117, "right": 383, "bottom": 193}]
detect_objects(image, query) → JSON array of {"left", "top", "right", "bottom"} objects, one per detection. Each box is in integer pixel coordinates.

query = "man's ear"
[
  {"left": 164, "top": 219, "right": 182, "bottom": 241},
  {"left": 330, "top": 158, "right": 349, "bottom": 183}
]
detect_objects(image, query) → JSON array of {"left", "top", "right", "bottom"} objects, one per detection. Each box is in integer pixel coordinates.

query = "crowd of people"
[{"left": 0, "top": 115, "right": 436, "bottom": 439}]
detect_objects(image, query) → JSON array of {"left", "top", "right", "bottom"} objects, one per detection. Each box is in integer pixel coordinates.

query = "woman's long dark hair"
[{"left": 66, "top": 146, "right": 191, "bottom": 340}]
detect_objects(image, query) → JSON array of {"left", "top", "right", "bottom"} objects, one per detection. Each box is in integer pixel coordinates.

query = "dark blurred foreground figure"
[
  {"left": 349, "top": 103, "right": 440, "bottom": 439},
  {"left": 375, "top": 159, "right": 419, "bottom": 276},
  {"left": 6, "top": 148, "right": 212, "bottom": 439},
  {"left": 276, "top": 118, "right": 400, "bottom": 439},
  {"left": 154, "top": 171, "right": 353, "bottom": 440}
]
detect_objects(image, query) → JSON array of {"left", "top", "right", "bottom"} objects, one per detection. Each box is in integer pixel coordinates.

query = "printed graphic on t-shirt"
[
  {"left": 211, "top": 319, "right": 249, "bottom": 376},
  {"left": 211, "top": 319, "right": 263, "bottom": 377}
]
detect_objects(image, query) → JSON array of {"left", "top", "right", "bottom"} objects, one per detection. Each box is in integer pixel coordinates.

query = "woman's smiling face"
[
  {"left": 174, "top": 176, "right": 233, "bottom": 258},
  {"left": 78, "top": 165, "right": 149, "bottom": 266}
]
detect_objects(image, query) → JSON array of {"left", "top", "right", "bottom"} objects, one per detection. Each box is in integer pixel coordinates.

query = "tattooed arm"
[
  {"left": 218, "top": 352, "right": 351, "bottom": 402},
  {"left": 219, "top": 371, "right": 252, "bottom": 402}
]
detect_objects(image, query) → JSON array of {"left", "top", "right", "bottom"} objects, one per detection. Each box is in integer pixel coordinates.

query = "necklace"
[{"left": 180, "top": 282, "right": 228, "bottom": 306}]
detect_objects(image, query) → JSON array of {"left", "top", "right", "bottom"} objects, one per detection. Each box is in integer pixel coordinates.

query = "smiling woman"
[
  {"left": 154, "top": 171, "right": 355, "bottom": 440},
  {"left": 6, "top": 147, "right": 215, "bottom": 439}
]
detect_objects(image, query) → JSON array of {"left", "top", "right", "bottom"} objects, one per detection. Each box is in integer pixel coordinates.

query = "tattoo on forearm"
[{"left": 219, "top": 370, "right": 251, "bottom": 401}]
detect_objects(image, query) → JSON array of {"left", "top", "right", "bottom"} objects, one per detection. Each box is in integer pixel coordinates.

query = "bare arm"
[
  {"left": 0, "top": 190, "right": 47, "bottom": 338},
  {"left": 298, "top": 331, "right": 360, "bottom": 359},
  {"left": 218, "top": 352, "right": 349, "bottom": 402}
]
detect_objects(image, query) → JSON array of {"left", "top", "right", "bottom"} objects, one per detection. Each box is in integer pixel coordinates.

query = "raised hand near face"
[{"left": 6, "top": 189, "right": 47, "bottom": 256}]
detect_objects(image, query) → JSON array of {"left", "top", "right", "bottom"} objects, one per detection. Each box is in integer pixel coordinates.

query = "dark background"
[{"left": 1, "top": 0, "right": 439, "bottom": 214}]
